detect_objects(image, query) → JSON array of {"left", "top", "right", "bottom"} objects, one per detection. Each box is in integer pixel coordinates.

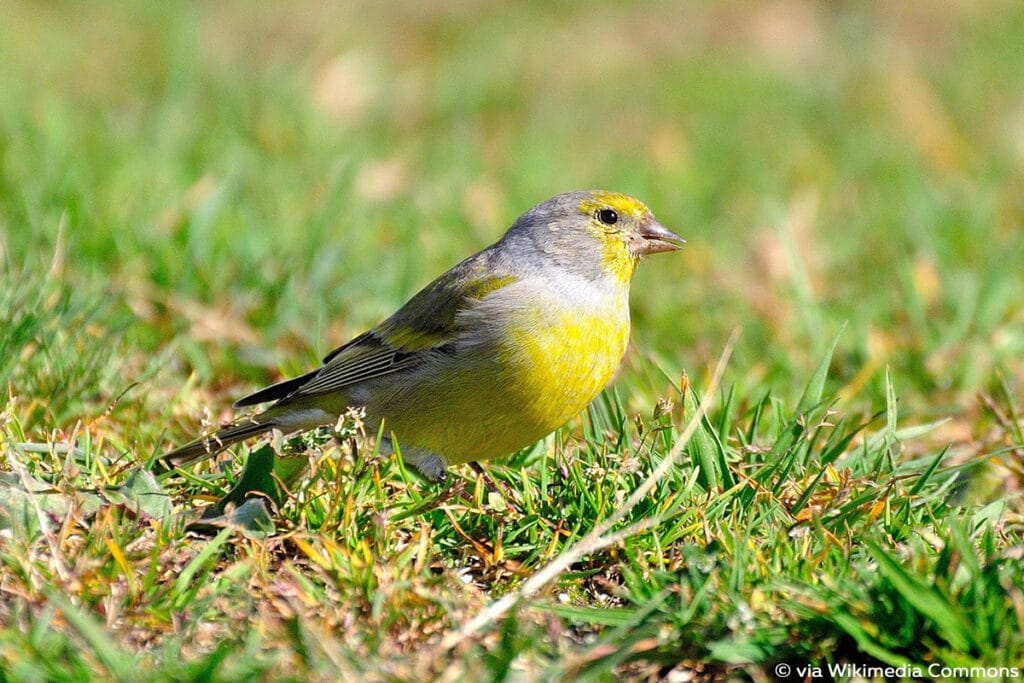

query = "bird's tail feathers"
[{"left": 158, "top": 419, "right": 277, "bottom": 469}]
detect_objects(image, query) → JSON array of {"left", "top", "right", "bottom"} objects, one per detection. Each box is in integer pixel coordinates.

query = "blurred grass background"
[
  {"left": 1, "top": 1, "right": 1023, "bottom": 679},
  {"left": 3, "top": 0, "right": 1021, "bottom": 420}
]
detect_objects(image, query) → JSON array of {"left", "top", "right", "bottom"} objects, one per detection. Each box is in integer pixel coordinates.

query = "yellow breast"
[
  {"left": 376, "top": 284, "right": 631, "bottom": 465},
  {"left": 498, "top": 301, "right": 630, "bottom": 433}
]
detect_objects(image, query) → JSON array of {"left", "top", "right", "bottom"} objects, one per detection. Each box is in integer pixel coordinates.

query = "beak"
[{"left": 634, "top": 219, "right": 685, "bottom": 255}]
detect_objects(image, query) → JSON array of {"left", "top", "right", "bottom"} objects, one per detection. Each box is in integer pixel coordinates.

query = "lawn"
[{"left": 1, "top": 1, "right": 1022, "bottom": 680}]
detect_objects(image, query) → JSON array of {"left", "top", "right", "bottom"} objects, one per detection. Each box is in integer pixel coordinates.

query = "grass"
[{"left": 2, "top": 1, "right": 1023, "bottom": 680}]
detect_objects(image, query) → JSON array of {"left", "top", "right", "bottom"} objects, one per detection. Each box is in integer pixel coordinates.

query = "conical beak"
[{"left": 635, "top": 219, "right": 685, "bottom": 255}]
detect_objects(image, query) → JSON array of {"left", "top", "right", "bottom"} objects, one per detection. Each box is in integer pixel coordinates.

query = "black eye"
[{"left": 596, "top": 209, "right": 618, "bottom": 225}]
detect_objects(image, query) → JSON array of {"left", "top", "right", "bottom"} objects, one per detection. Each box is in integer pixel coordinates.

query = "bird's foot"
[
  {"left": 405, "top": 449, "right": 450, "bottom": 482},
  {"left": 376, "top": 438, "right": 449, "bottom": 482}
]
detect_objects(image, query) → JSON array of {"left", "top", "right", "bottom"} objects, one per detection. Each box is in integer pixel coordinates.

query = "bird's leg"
[{"left": 396, "top": 444, "right": 451, "bottom": 482}]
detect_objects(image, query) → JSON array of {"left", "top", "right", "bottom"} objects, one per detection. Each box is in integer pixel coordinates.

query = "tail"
[{"left": 158, "top": 418, "right": 278, "bottom": 469}]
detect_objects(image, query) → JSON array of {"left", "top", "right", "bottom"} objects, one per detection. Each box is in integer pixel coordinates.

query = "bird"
[{"left": 160, "top": 190, "right": 683, "bottom": 481}]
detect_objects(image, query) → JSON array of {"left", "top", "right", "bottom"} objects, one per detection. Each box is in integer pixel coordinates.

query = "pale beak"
[{"left": 634, "top": 219, "right": 685, "bottom": 255}]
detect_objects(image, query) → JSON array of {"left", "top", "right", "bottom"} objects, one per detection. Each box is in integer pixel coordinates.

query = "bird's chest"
[{"left": 484, "top": 283, "right": 631, "bottom": 425}]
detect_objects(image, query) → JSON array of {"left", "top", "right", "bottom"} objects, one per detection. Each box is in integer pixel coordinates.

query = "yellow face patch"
[
  {"left": 577, "top": 191, "right": 650, "bottom": 223},
  {"left": 577, "top": 191, "right": 648, "bottom": 283}
]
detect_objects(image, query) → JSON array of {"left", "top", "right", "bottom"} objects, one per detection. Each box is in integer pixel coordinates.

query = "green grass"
[{"left": 2, "top": 1, "right": 1023, "bottom": 680}]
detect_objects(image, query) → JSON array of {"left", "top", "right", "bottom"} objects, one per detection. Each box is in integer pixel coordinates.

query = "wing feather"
[
  {"left": 295, "top": 336, "right": 424, "bottom": 396},
  {"left": 251, "top": 247, "right": 518, "bottom": 404}
]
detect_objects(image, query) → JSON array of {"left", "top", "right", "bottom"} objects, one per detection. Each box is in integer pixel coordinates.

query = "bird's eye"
[{"left": 596, "top": 209, "right": 618, "bottom": 226}]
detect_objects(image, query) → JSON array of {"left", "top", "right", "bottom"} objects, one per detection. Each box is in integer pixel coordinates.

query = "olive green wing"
[{"left": 234, "top": 254, "right": 516, "bottom": 406}]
